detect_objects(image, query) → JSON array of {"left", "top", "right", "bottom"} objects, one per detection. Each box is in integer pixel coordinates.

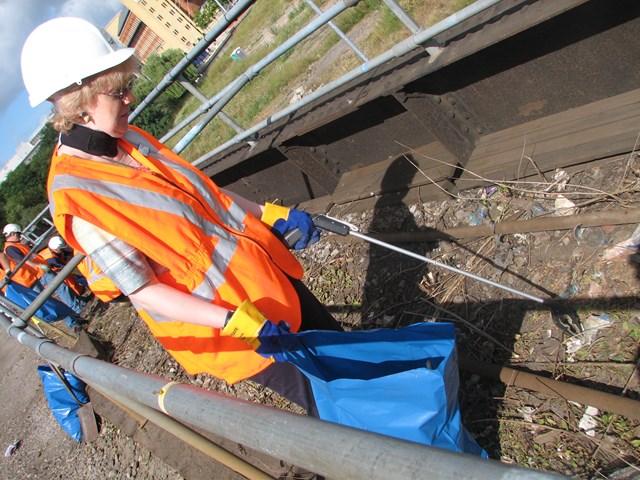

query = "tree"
[
  {"left": 132, "top": 49, "right": 197, "bottom": 138},
  {"left": 0, "top": 123, "right": 57, "bottom": 247},
  {"left": 194, "top": 1, "right": 220, "bottom": 30}
]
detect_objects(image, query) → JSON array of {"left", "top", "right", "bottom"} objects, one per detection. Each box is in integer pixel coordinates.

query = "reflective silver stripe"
[
  {"left": 51, "top": 174, "right": 235, "bottom": 245},
  {"left": 124, "top": 129, "right": 246, "bottom": 232},
  {"left": 51, "top": 173, "right": 238, "bottom": 293},
  {"left": 191, "top": 238, "right": 238, "bottom": 301}
]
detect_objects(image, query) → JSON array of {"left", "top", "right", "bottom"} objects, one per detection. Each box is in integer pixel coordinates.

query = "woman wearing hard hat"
[{"left": 21, "top": 17, "right": 341, "bottom": 416}]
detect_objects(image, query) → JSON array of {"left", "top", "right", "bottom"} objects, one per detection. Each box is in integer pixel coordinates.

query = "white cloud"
[
  {"left": 0, "top": 0, "right": 123, "bottom": 114},
  {"left": 0, "top": 0, "right": 123, "bottom": 164}
]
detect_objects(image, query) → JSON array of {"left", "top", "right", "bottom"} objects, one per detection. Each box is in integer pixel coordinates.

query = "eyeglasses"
[{"left": 102, "top": 77, "right": 136, "bottom": 101}]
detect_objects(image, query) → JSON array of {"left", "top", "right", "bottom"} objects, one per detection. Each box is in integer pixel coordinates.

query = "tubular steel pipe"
[
  {"left": 129, "top": 0, "right": 256, "bottom": 124},
  {"left": 304, "top": 0, "right": 369, "bottom": 63},
  {"left": 173, "top": 0, "right": 361, "bottom": 153},
  {"left": 18, "top": 253, "right": 86, "bottom": 322},
  {"left": 193, "top": 0, "right": 505, "bottom": 166},
  {"left": 95, "top": 385, "right": 273, "bottom": 480},
  {"left": 459, "top": 356, "right": 640, "bottom": 420},
  {"left": 382, "top": 0, "right": 421, "bottom": 33},
  {"left": 0, "top": 313, "right": 564, "bottom": 480}
]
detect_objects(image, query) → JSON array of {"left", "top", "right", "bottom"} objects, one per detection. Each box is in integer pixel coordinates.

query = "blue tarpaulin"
[
  {"left": 37, "top": 365, "right": 89, "bottom": 442},
  {"left": 272, "top": 322, "right": 487, "bottom": 456},
  {"left": 5, "top": 281, "right": 76, "bottom": 324}
]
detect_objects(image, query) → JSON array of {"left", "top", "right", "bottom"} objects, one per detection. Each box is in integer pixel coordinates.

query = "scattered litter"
[
  {"left": 573, "top": 225, "right": 606, "bottom": 247},
  {"left": 493, "top": 238, "right": 513, "bottom": 268},
  {"left": 559, "top": 284, "right": 580, "bottom": 299},
  {"left": 578, "top": 406, "right": 599, "bottom": 436},
  {"left": 482, "top": 186, "right": 498, "bottom": 198},
  {"left": 530, "top": 202, "right": 547, "bottom": 217},
  {"left": 467, "top": 206, "right": 488, "bottom": 226},
  {"left": 602, "top": 223, "right": 640, "bottom": 260},
  {"left": 546, "top": 169, "right": 569, "bottom": 192},
  {"left": 519, "top": 406, "right": 535, "bottom": 423},
  {"left": 4, "top": 440, "right": 19, "bottom": 457},
  {"left": 566, "top": 313, "right": 611, "bottom": 359},
  {"left": 554, "top": 195, "right": 577, "bottom": 216}
]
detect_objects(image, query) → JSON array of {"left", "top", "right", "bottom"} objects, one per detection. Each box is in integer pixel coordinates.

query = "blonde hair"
[{"left": 50, "top": 57, "right": 139, "bottom": 134}]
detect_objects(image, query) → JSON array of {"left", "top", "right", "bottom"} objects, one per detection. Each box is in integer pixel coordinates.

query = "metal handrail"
[{"left": 0, "top": 310, "right": 565, "bottom": 480}]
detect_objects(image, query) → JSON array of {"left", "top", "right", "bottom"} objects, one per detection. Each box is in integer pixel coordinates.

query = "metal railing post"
[
  {"left": 193, "top": 0, "right": 503, "bottom": 166},
  {"left": 172, "top": 0, "right": 362, "bottom": 153},
  {"left": 0, "top": 312, "right": 566, "bottom": 480},
  {"left": 304, "top": 0, "right": 369, "bottom": 63}
]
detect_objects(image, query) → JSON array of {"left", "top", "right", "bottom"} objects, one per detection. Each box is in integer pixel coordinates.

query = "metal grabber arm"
[{"left": 287, "top": 214, "right": 545, "bottom": 304}]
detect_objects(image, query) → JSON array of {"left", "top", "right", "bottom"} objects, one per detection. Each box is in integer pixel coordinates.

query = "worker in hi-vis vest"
[{"left": 21, "top": 17, "right": 342, "bottom": 417}]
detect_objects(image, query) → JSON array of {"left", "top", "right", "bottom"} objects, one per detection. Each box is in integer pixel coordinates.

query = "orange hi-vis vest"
[
  {"left": 76, "top": 255, "right": 119, "bottom": 303},
  {"left": 3, "top": 240, "right": 44, "bottom": 288},
  {"left": 39, "top": 247, "right": 85, "bottom": 296},
  {"left": 48, "top": 126, "right": 304, "bottom": 384}
]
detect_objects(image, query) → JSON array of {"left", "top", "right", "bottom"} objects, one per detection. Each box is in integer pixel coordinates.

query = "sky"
[{"left": 0, "top": 0, "right": 124, "bottom": 170}]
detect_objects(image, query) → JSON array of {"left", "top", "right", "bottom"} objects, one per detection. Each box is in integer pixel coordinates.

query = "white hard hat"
[
  {"left": 48, "top": 236, "right": 67, "bottom": 250},
  {"left": 21, "top": 17, "right": 136, "bottom": 107},
  {"left": 3, "top": 224, "right": 22, "bottom": 236}
]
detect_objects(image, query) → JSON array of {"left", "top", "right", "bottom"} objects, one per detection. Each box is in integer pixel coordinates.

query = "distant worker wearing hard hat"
[
  {"left": 0, "top": 251, "right": 84, "bottom": 332},
  {"left": 21, "top": 17, "right": 341, "bottom": 415},
  {"left": 40, "top": 235, "right": 89, "bottom": 296},
  {"left": 3, "top": 224, "right": 88, "bottom": 318}
]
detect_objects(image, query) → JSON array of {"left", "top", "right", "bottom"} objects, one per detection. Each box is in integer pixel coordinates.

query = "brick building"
[{"left": 106, "top": 0, "right": 207, "bottom": 62}]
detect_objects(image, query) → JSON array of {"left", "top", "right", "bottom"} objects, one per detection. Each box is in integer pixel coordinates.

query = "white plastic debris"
[
  {"left": 602, "top": 223, "right": 640, "bottom": 260},
  {"left": 554, "top": 195, "right": 577, "bottom": 216},
  {"left": 578, "top": 406, "right": 599, "bottom": 436},
  {"left": 4, "top": 440, "right": 19, "bottom": 457},
  {"left": 519, "top": 406, "right": 535, "bottom": 423},
  {"left": 566, "top": 314, "right": 611, "bottom": 360}
]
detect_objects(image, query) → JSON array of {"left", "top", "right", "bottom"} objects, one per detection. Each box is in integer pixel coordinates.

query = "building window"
[
  {"left": 140, "top": 0, "right": 147, "bottom": 4},
  {"left": 161, "top": 2, "right": 168, "bottom": 7},
  {"left": 149, "top": 7, "right": 155, "bottom": 13},
  {"left": 185, "top": 24, "right": 191, "bottom": 30},
  {"left": 181, "top": 36, "right": 187, "bottom": 43},
  {"left": 177, "top": 17, "right": 183, "bottom": 23},
  {"left": 157, "top": 14, "right": 163, "bottom": 21},
  {"left": 169, "top": 9, "right": 175, "bottom": 15}
]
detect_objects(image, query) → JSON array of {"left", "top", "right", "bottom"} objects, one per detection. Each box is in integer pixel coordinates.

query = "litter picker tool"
[{"left": 287, "top": 215, "right": 545, "bottom": 304}]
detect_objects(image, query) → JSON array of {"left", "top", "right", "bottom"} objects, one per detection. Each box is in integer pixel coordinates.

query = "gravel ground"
[{"left": 1, "top": 155, "right": 639, "bottom": 479}]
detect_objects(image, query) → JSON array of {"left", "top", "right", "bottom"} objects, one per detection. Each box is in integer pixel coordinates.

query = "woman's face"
[{"left": 84, "top": 78, "right": 135, "bottom": 138}]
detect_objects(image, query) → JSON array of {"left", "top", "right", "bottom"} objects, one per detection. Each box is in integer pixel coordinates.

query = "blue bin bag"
[
  {"left": 277, "top": 322, "right": 487, "bottom": 457},
  {"left": 37, "top": 365, "right": 89, "bottom": 442},
  {"left": 5, "top": 281, "right": 76, "bottom": 323}
]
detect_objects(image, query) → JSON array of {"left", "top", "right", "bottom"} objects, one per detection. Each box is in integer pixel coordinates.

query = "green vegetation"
[
  {"left": 163, "top": 0, "right": 469, "bottom": 160},
  {"left": 193, "top": 1, "right": 220, "bottom": 30},
  {"left": 0, "top": 123, "right": 56, "bottom": 246},
  {"left": 132, "top": 49, "right": 198, "bottom": 138}
]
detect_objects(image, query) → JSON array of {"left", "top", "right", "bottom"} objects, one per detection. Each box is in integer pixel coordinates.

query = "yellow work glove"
[
  {"left": 221, "top": 300, "right": 267, "bottom": 349},
  {"left": 222, "top": 300, "right": 293, "bottom": 362},
  {"left": 261, "top": 203, "right": 290, "bottom": 227}
]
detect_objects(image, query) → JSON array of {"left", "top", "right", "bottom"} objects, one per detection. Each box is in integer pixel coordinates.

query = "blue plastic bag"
[
  {"left": 277, "top": 322, "right": 487, "bottom": 456},
  {"left": 5, "top": 281, "right": 76, "bottom": 324},
  {"left": 37, "top": 365, "right": 89, "bottom": 442}
]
